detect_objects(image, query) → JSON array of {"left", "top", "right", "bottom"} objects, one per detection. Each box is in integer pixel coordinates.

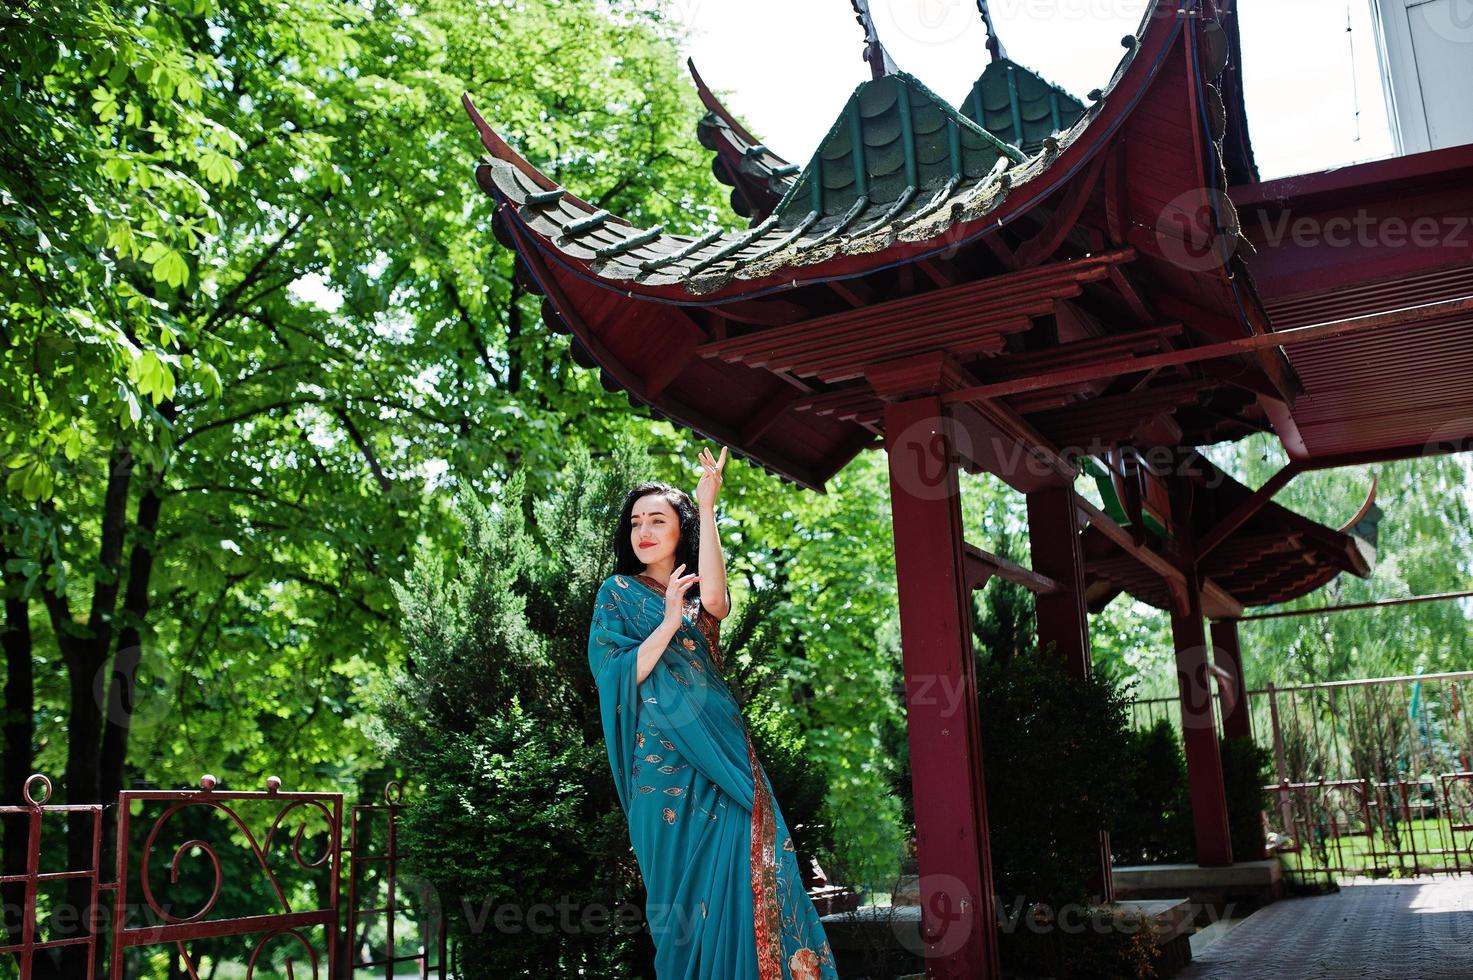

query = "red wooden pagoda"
[{"left": 464, "top": 0, "right": 1473, "bottom": 975}]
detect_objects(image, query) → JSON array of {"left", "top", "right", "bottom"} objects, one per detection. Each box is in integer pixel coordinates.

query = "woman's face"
[{"left": 629, "top": 493, "right": 680, "bottom": 567}]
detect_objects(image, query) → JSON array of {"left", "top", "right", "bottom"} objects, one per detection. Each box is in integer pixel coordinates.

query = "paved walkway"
[{"left": 1178, "top": 878, "right": 1473, "bottom": 980}]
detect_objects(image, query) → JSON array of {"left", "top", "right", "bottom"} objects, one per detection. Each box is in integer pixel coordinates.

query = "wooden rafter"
[
  {"left": 962, "top": 542, "right": 1060, "bottom": 595},
  {"left": 699, "top": 251, "right": 1133, "bottom": 362}
]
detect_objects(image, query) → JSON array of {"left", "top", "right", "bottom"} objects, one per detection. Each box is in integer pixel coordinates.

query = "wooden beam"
[
  {"left": 1106, "top": 264, "right": 1157, "bottom": 324},
  {"left": 941, "top": 295, "right": 1473, "bottom": 406},
  {"left": 883, "top": 395, "right": 1002, "bottom": 980},
  {"left": 642, "top": 326, "right": 703, "bottom": 400},
  {"left": 1076, "top": 496, "right": 1183, "bottom": 588},
  {"left": 1257, "top": 394, "right": 1310, "bottom": 462},
  {"left": 1200, "top": 580, "right": 1245, "bottom": 621},
  {"left": 916, "top": 256, "right": 962, "bottom": 288},
  {"left": 1196, "top": 461, "right": 1305, "bottom": 561},
  {"left": 1103, "top": 137, "right": 1130, "bottom": 245},
  {"left": 828, "top": 277, "right": 876, "bottom": 307},
  {"left": 951, "top": 394, "right": 1077, "bottom": 492},
  {"left": 739, "top": 382, "right": 805, "bottom": 446},
  {"left": 708, "top": 297, "right": 811, "bottom": 326},
  {"left": 1168, "top": 466, "right": 1235, "bottom": 868},
  {"left": 962, "top": 542, "right": 1060, "bottom": 595},
  {"left": 1013, "top": 155, "right": 1106, "bottom": 268},
  {"left": 697, "top": 250, "right": 1136, "bottom": 366},
  {"left": 864, "top": 351, "right": 1076, "bottom": 492}
]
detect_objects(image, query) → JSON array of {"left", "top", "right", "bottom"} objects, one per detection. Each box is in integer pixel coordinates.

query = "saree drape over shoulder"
[{"left": 588, "top": 573, "right": 839, "bottom": 980}]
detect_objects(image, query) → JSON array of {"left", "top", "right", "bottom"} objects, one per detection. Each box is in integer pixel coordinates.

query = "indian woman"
[{"left": 587, "top": 446, "right": 840, "bottom": 980}]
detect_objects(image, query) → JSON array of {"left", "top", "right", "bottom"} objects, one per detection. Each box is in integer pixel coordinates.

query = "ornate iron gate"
[
  {"left": 1129, "top": 671, "right": 1473, "bottom": 881},
  {"left": 0, "top": 773, "right": 445, "bottom": 979}
]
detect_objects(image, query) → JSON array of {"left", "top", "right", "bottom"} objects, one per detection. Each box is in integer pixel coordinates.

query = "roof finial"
[
  {"left": 977, "top": 0, "right": 1007, "bottom": 63},
  {"left": 850, "top": 0, "right": 899, "bottom": 80}
]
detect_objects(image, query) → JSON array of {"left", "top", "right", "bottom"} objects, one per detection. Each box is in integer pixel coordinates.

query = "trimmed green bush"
[
  {"left": 1220, "top": 734, "right": 1273, "bottom": 862},
  {"left": 1112, "top": 719, "right": 1195, "bottom": 865},
  {"left": 978, "top": 652, "right": 1138, "bottom": 911}
]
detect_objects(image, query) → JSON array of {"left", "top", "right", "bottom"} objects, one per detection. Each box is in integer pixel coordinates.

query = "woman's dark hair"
[{"left": 612, "top": 481, "right": 701, "bottom": 598}]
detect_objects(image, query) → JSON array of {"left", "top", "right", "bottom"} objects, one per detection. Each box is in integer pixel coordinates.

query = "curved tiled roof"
[
  {"left": 466, "top": 5, "right": 1154, "bottom": 300},
  {"left": 464, "top": 0, "right": 1277, "bottom": 492},
  {"left": 689, "top": 59, "right": 797, "bottom": 224},
  {"left": 959, "top": 59, "right": 1089, "bottom": 155},
  {"left": 1083, "top": 452, "right": 1378, "bottom": 612}
]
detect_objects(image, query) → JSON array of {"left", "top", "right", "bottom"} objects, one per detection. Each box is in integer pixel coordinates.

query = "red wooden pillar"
[
  {"left": 1026, "top": 485, "right": 1115, "bottom": 902},
  {"left": 881, "top": 394, "right": 1000, "bottom": 980},
  {"left": 1210, "top": 618, "right": 1252, "bottom": 742},
  {"left": 1027, "top": 487, "right": 1090, "bottom": 676},
  {"left": 1168, "top": 477, "right": 1234, "bottom": 867}
]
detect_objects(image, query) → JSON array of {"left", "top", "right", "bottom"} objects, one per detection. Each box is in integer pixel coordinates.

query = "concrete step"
[{"left": 820, "top": 897, "right": 1200, "bottom": 978}]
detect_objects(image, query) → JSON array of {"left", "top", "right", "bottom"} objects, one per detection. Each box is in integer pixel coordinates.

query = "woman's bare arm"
[
  {"left": 698, "top": 502, "right": 730, "bottom": 621},
  {"left": 635, "top": 619, "right": 680, "bottom": 686}
]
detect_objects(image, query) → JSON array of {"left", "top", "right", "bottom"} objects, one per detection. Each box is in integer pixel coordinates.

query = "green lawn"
[{"left": 1277, "top": 816, "right": 1473, "bottom": 880}]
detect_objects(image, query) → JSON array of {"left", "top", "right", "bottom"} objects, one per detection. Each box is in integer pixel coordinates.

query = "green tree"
[{"left": 2, "top": 0, "right": 730, "bottom": 971}]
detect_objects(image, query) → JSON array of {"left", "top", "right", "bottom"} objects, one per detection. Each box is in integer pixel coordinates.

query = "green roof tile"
[
  {"left": 775, "top": 72, "right": 1025, "bottom": 223},
  {"left": 960, "top": 59, "right": 1087, "bottom": 155}
]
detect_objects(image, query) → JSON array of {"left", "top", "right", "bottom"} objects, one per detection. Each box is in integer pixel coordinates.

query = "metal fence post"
[{"left": 1267, "top": 683, "right": 1294, "bottom": 834}]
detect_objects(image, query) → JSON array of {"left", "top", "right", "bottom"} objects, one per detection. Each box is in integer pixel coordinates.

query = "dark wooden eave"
[
  {"left": 465, "top": 0, "right": 1296, "bottom": 491},
  {"left": 1081, "top": 450, "right": 1377, "bottom": 614}
]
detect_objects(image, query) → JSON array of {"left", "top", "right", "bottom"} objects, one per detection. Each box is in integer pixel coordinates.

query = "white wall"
[{"left": 1370, "top": 0, "right": 1473, "bottom": 153}]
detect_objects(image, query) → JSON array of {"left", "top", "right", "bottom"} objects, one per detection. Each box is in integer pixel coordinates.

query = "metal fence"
[
  {"left": 0, "top": 774, "right": 444, "bottom": 980},
  {"left": 1130, "top": 671, "right": 1473, "bottom": 882}
]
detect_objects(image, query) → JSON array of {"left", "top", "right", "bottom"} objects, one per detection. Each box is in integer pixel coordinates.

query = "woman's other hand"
[
  {"left": 664, "top": 563, "right": 700, "bottom": 625},
  {"left": 695, "top": 446, "right": 727, "bottom": 511}
]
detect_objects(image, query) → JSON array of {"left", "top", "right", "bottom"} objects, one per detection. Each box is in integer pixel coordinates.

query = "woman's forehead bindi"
[{"left": 630, "top": 496, "right": 677, "bottom": 519}]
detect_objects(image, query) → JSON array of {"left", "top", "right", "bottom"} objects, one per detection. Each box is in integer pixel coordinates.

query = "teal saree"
[{"left": 588, "top": 572, "right": 839, "bottom": 980}]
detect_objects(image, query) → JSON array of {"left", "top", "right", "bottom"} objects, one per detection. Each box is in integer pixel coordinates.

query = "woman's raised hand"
[
  {"left": 663, "top": 563, "right": 700, "bottom": 625},
  {"left": 695, "top": 446, "right": 727, "bottom": 511}
]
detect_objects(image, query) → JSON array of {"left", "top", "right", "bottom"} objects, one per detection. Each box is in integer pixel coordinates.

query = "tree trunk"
[
  {"left": 1, "top": 543, "right": 35, "bottom": 947},
  {"left": 507, "top": 279, "right": 524, "bottom": 395},
  {"left": 51, "top": 445, "right": 133, "bottom": 977},
  {"left": 99, "top": 479, "right": 164, "bottom": 852}
]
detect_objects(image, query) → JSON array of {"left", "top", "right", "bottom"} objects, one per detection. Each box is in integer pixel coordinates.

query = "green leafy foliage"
[
  {"left": 1111, "top": 720, "right": 1194, "bottom": 865},
  {"left": 1220, "top": 734, "right": 1273, "bottom": 862},
  {"left": 978, "top": 652, "right": 1137, "bottom": 910}
]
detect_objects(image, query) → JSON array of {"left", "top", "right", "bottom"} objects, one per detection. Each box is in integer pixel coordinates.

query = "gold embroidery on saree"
[{"left": 746, "top": 733, "right": 783, "bottom": 980}]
